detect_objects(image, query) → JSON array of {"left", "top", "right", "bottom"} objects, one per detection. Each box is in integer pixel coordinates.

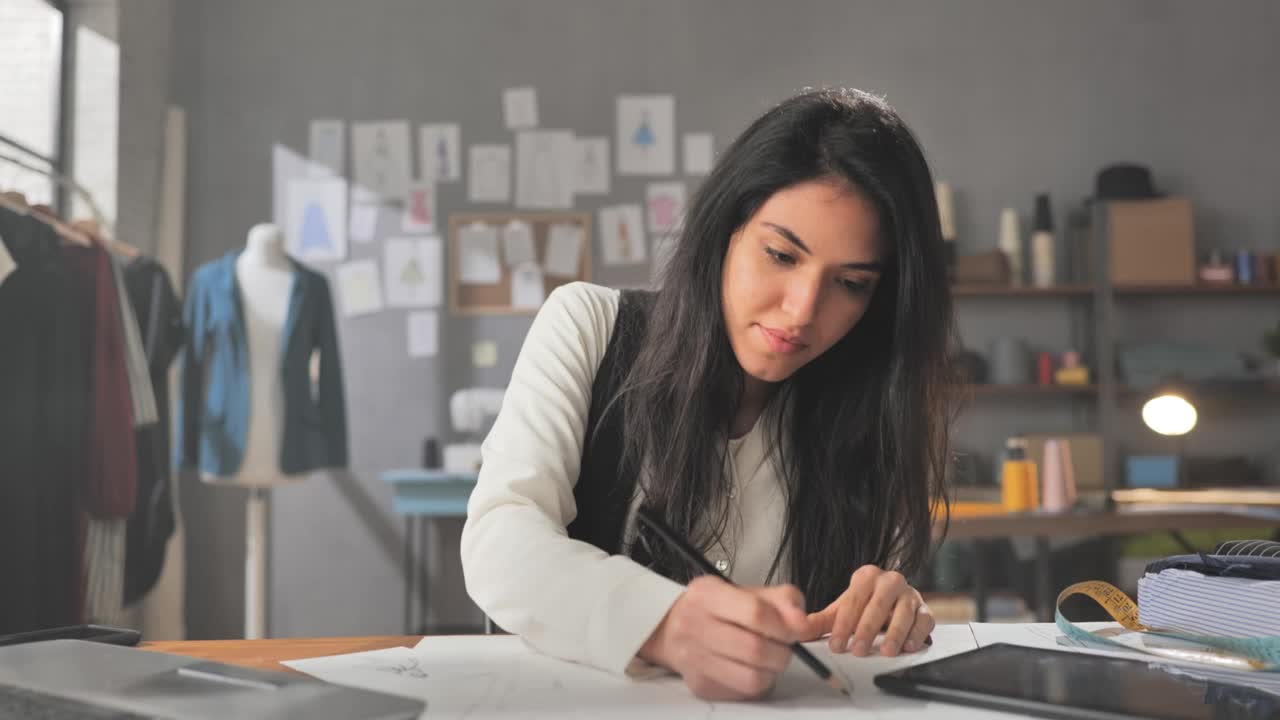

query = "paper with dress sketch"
[
  {"left": 285, "top": 177, "right": 347, "bottom": 262},
  {"left": 573, "top": 136, "right": 610, "bottom": 194},
  {"left": 272, "top": 143, "right": 327, "bottom": 233},
  {"left": 407, "top": 310, "right": 438, "bottom": 358},
  {"left": 383, "top": 236, "right": 442, "bottom": 308},
  {"left": 646, "top": 181, "right": 686, "bottom": 235},
  {"left": 349, "top": 203, "right": 379, "bottom": 243},
  {"left": 457, "top": 222, "right": 502, "bottom": 284},
  {"left": 683, "top": 133, "right": 713, "bottom": 175},
  {"left": 501, "top": 220, "right": 535, "bottom": 269},
  {"left": 352, "top": 121, "right": 412, "bottom": 203},
  {"left": 308, "top": 119, "right": 345, "bottom": 177},
  {"left": 617, "top": 94, "right": 675, "bottom": 175},
  {"left": 502, "top": 86, "right": 538, "bottom": 129},
  {"left": 418, "top": 123, "right": 461, "bottom": 182},
  {"left": 334, "top": 259, "right": 383, "bottom": 317},
  {"left": 545, "top": 223, "right": 584, "bottom": 278},
  {"left": 468, "top": 145, "right": 511, "bottom": 203},
  {"left": 510, "top": 262, "right": 546, "bottom": 309},
  {"left": 402, "top": 182, "right": 436, "bottom": 233},
  {"left": 285, "top": 628, "right": 986, "bottom": 718},
  {"left": 598, "top": 204, "right": 646, "bottom": 265},
  {"left": 515, "top": 130, "right": 575, "bottom": 209}
]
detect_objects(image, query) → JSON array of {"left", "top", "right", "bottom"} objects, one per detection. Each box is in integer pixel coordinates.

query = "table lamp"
[{"left": 1141, "top": 378, "right": 1197, "bottom": 485}]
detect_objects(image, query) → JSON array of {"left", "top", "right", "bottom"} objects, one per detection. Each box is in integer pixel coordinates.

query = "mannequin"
[
  {"left": 225, "top": 222, "right": 297, "bottom": 486},
  {"left": 219, "top": 222, "right": 298, "bottom": 640},
  {"left": 178, "top": 220, "right": 348, "bottom": 639}
]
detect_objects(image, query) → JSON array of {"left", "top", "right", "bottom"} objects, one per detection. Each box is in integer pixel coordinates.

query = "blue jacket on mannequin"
[{"left": 175, "top": 251, "right": 348, "bottom": 477}]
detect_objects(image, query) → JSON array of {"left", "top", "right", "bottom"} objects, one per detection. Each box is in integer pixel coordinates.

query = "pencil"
[{"left": 635, "top": 506, "right": 851, "bottom": 697}]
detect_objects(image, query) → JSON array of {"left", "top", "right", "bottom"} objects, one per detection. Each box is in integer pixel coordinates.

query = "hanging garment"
[
  {"left": 0, "top": 207, "right": 88, "bottom": 633},
  {"left": 122, "top": 256, "right": 185, "bottom": 605},
  {"left": 176, "top": 251, "right": 347, "bottom": 477}
]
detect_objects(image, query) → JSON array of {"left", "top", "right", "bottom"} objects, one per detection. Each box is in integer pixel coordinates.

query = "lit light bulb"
[{"left": 1142, "top": 394, "right": 1198, "bottom": 436}]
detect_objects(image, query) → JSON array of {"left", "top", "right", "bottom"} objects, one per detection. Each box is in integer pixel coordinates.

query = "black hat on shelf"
[{"left": 1093, "top": 163, "right": 1163, "bottom": 201}]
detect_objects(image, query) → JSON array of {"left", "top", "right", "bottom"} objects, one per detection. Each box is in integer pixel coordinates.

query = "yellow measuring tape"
[{"left": 1055, "top": 580, "right": 1278, "bottom": 671}]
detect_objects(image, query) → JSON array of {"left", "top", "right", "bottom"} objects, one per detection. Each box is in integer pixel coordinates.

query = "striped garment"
[{"left": 1138, "top": 568, "right": 1280, "bottom": 639}]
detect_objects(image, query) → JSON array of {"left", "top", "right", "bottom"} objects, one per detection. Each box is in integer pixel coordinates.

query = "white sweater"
[{"left": 460, "top": 282, "right": 789, "bottom": 676}]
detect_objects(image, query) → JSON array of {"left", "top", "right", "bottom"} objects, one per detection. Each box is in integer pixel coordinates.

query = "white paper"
[
  {"left": 286, "top": 628, "right": 988, "bottom": 719},
  {"left": 573, "top": 136, "right": 610, "bottom": 194},
  {"left": 308, "top": 119, "right": 345, "bottom": 177},
  {"left": 501, "top": 220, "right": 535, "bottom": 268},
  {"left": 348, "top": 203, "right": 378, "bottom": 243},
  {"left": 617, "top": 94, "right": 675, "bottom": 175},
  {"left": 272, "top": 143, "right": 326, "bottom": 232},
  {"left": 401, "top": 181, "right": 436, "bottom": 233},
  {"left": 502, "top": 86, "right": 538, "bottom": 129},
  {"left": 352, "top": 121, "right": 412, "bottom": 202},
  {"left": 457, "top": 222, "right": 502, "bottom": 284},
  {"left": 683, "top": 132, "right": 713, "bottom": 175},
  {"left": 598, "top": 204, "right": 646, "bottom": 265},
  {"left": 418, "top": 123, "right": 461, "bottom": 182},
  {"left": 471, "top": 341, "right": 497, "bottom": 368},
  {"left": 383, "top": 236, "right": 442, "bottom": 308},
  {"left": 285, "top": 177, "right": 348, "bottom": 262},
  {"left": 510, "top": 262, "right": 546, "bottom": 309},
  {"left": 544, "top": 222, "right": 584, "bottom": 278},
  {"left": 515, "top": 130, "right": 576, "bottom": 209},
  {"left": 407, "top": 311, "right": 438, "bottom": 358},
  {"left": 467, "top": 144, "right": 511, "bottom": 203},
  {"left": 646, "top": 181, "right": 686, "bottom": 235},
  {"left": 334, "top": 259, "right": 383, "bottom": 317}
]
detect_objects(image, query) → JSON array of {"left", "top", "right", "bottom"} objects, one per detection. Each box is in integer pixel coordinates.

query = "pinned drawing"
[
  {"left": 406, "top": 311, "right": 439, "bottom": 359},
  {"left": 352, "top": 121, "right": 412, "bottom": 203},
  {"left": 286, "top": 177, "right": 347, "bottom": 262},
  {"left": 334, "top": 259, "right": 383, "bottom": 317},
  {"left": 501, "top": 220, "right": 536, "bottom": 269},
  {"left": 467, "top": 145, "right": 511, "bottom": 204},
  {"left": 617, "top": 95, "right": 675, "bottom": 175},
  {"left": 457, "top": 222, "right": 502, "bottom": 284},
  {"left": 402, "top": 182, "right": 435, "bottom": 233},
  {"left": 646, "top": 181, "right": 686, "bottom": 235},
  {"left": 544, "top": 223, "right": 584, "bottom": 278},
  {"left": 384, "top": 236, "right": 443, "bottom": 308},
  {"left": 419, "top": 124, "right": 461, "bottom": 182},
  {"left": 502, "top": 86, "right": 539, "bottom": 129},
  {"left": 598, "top": 204, "right": 646, "bottom": 266},
  {"left": 308, "top": 119, "right": 345, "bottom": 177},
  {"left": 683, "top": 133, "right": 714, "bottom": 175},
  {"left": 515, "top": 130, "right": 575, "bottom": 209},
  {"left": 572, "top": 137, "right": 610, "bottom": 195},
  {"left": 349, "top": 203, "right": 378, "bottom": 244}
]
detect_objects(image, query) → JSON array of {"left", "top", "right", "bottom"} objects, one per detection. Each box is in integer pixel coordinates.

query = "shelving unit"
[{"left": 954, "top": 202, "right": 1280, "bottom": 503}]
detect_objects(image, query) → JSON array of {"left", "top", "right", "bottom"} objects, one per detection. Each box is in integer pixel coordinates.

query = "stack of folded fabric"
[{"left": 1137, "top": 540, "right": 1280, "bottom": 639}]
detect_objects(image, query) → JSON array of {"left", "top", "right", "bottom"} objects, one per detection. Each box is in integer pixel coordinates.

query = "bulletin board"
[{"left": 448, "top": 212, "right": 592, "bottom": 315}]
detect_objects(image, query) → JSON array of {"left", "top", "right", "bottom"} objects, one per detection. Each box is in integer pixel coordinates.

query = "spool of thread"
[
  {"left": 1001, "top": 436, "right": 1037, "bottom": 512},
  {"left": 1037, "top": 352, "right": 1055, "bottom": 385},
  {"left": 937, "top": 181, "right": 957, "bottom": 281},
  {"left": 1060, "top": 437, "right": 1078, "bottom": 507},
  {"left": 1042, "top": 438, "right": 1068, "bottom": 513},
  {"left": 990, "top": 337, "right": 1032, "bottom": 385},
  {"left": 998, "top": 208, "right": 1023, "bottom": 286}
]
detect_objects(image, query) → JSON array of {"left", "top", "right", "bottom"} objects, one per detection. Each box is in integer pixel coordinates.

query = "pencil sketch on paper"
[{"left": 363, "top": 656, "right": 427, "bottom": 679}]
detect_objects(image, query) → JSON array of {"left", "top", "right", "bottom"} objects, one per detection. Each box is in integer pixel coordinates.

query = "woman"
[{"left": 461, "top": 87, "right": 955, "bottom": 701}]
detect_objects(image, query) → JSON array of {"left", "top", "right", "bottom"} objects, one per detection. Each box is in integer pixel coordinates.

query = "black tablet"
[{"left": 874, "top": 643, "right": 1276, "bottom": 720}]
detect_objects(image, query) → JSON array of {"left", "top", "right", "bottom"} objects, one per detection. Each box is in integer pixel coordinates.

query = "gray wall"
[{"left": 160, "top": 0, "right": 1280, "bottom": 639}]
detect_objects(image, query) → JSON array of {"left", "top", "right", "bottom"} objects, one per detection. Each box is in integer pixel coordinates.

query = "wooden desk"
[
  {"left": 140, "top": 636, "right": 422, "bottom": 674},
  {"left": 940, "top": 505, "right": 1280, "bottom": 623}
]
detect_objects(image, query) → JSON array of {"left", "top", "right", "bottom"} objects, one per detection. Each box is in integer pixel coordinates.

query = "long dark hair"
[{"left": 616, "top": 87, "right": 957, "bottom": 609}]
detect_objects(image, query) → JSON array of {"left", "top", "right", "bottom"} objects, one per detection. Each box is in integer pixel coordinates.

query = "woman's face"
[{"left": 721, "top": 179, "right": 886, "bottom": 386}]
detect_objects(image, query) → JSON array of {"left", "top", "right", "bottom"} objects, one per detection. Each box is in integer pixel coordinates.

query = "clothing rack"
[{"left": 0, "top": 136, "right": 134, "bottom": 256}]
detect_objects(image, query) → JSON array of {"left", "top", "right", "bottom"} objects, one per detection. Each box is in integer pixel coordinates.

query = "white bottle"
[
  {"left": 1030, "top": 194, "right": 1056, "bottom": 288},
  {"left": 998, "top": 208, "right": 1023, "bottom": 286}
]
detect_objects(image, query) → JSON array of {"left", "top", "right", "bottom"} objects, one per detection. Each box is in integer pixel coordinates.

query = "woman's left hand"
[{"left": 801, "top": 565, "right": 934, "bottom": 657}]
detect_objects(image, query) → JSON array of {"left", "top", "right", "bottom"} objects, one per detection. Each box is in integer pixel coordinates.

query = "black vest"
[{"left": 566, "top": 289, "right": 654, "bottom": 555}]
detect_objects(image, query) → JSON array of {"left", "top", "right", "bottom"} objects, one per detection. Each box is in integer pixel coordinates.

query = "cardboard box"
[{"left": 1107, "top": 197, "right": 1195, "bottom": 285}]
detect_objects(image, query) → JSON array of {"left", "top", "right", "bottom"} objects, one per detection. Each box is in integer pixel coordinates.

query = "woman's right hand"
[{"left": 637, "top": 576, "right": 809, "bottom": 701}]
